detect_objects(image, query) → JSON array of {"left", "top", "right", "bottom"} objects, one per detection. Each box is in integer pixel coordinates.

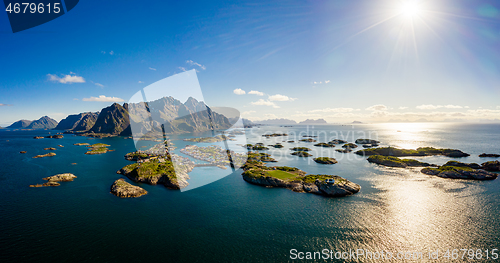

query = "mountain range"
[
  {"left": 23, "top": 96, "right": 233, "bottom": 137},
  {"left": 7, "top": 116, "right": 58, "bottom": 129}
]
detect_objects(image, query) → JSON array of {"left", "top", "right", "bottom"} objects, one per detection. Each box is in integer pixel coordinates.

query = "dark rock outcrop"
[
  {"left": 421, "top": 166, "right": 497, "bottom": 180},
  {"left": 110, "top": 178, "right": 147, "bottom": 198},
  {"left": 479, "top": 153, "right": 500, "bottom": 158},
  {"left": 481, "top": 161, "right": 500, "bottom": 172}
]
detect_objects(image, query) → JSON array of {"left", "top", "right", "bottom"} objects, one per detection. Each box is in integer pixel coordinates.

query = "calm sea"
[{"left": 0, "top": 123, "right": 499, "bottom": 262}]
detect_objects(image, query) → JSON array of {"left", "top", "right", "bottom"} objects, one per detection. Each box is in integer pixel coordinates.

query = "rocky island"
[
  {"left": 355, "top": 147, "right": 470, "bottom": 158},
  {"left": 110, "top": 178, "right": 147, "bottom": 198},
  {"left": 421, "top": 164, "right": 497, "bottom": 180},
  {"left": 241, "top": 161, "right": 360, "bottom": 197},
  {"left": 85, "top": 143, "right": 114, "bottom": 155},
  {"left": 479, "top": 153, "right": 500, "bottom": 158},
  {"left": 30, "top": 173, "right": 76, "bottom": 187},
  {"left": 367, "top": 155, "right": 435, "bottom": 168},
  {"left": 314, "top": 143, "right": 335, "bottom": 148},
  {"left": 118, "top": 160, "right": 192, "bottom": 189},
  {"left": 33, "top": 152, "right": 56, "bottom": 158},
  {"left": 291, "top": 151, "right": 312, "bottom": 157},
  {"left": 299, "top": 138, "right": 317, "bottom": 143},
  {"left": 313, "top": 157, "right": 338, "bottom": 164}
]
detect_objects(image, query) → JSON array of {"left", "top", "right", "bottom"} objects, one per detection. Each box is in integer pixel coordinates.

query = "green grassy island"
[
  {"left": 241, "top": 161, "right": 360, "bottom": 197},
  {"left": 329, "top": 139, "right": 347, "bottom": 144},
  {"left": 421, "top": 165, "right": 497, "bottom": 180},
  {"left": 247, "top": 152, "right": 277, "bottom": 162},
  {"left": 299, "top": 138, "right": 317, "bottom": 142},
  {"left": 313, "top": 157, "right": 338, "bottom": 164},
  {"left": 262, "top": 133, "right": 288, "bottom": 138},
  {"left": 367, "top": 155, "right": 434, "bottom": 168},
  {"left": 118, "top": 159, "right": 192, "bottom": 189},
  {"left": 290, "top": 147, "right": 311, "bottom": 151},
  {"left": 342, "top": 143, "right": 358, "bottom": 149},
  {"left": 85, "top": 143, "right": 114, "bottom": 155},
  {"left": 291, "top": 151, "right": 312, "bottom": 157},
  {"left": 268, "top": 143, "right": 284, "bottom": 148},
  {"left": 355, "top": 146, "right": 470, "bottom": 158},
  {"left": 314, "top": 143, "right": 336, "bottom": 148}
]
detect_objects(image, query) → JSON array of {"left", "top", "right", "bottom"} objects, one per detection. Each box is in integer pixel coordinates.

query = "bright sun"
[{"left": 399, "top": 2, "right": 421, "bottom": 18}]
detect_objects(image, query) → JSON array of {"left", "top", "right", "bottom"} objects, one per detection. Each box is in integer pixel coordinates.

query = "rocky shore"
[
  {"left": 117, "top": 161, "right": 192, "bottom": 190},
  {"left": 421, "top": 166, "right": 497, "bottom": 180},
  {"left": 33, "top": 152, "right": 56, "bottom": 158},
  {"left": 30, "top": 173, "right": 77, "bottom": 187},
  {"left": 367, "top": 155, "right": 435, "bottom": 168},
  {"left": 110, "top": 178, "right": 147, "bottom": 198},
  {"left": 313, "top": 157, "right": 338, "bottom": 164},
  {"left": 242, "top": 162, "right": 360, "bottom": 197}
]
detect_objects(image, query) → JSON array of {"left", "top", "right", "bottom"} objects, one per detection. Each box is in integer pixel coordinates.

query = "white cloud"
[
  {"left": 186, "top": 60, "right": 206, "bottom": 70},
  {"left": 309, "top": 108, "right": 357, "bottom": 113},
  {"left": 138, "top": 81, "right": 143, "bottom": 83},
  {"left": 268, "top": 94, "right": 297, "bottom": 101},
  {"left": 109, "top": 51, "right": 114, "bottom": 55},
  {"left": 233, "top": 88, "right": 246, "bottom": 95},
  {"left": 366, "top": 104, "right": 388, "bottom": 111},
  {"left": 82, "top": 95, "right": 124, "bottom": 102},
  {"left": 416, "top": 104, "right": 463, "bottom": 110},
  {"left": 251, "top": 99, "right": 280, "bottom": 108},
  {"left": 399, "top": 107, "right": 409, "bottom": 110},
  {"left": 248, "top": 90, "right": 264, "bottom": 96},
  {"left": 242, "top": 111, "right": 256, "bottom": 116},
  {"left": 178, "top": 67, "right": 187, "bottom": 72},
  {"left": 73, "top": 98, "right": 79, "bottom": 101},
  {"left": 149, "top": 67, "right": 157, "bottom": 71},
  {"left": 325, "top": 80, "right": 331, "bottom": 84},
  {"left": 94, "top": 82, "right": 104, "bottom": 88},
  {"left": 47, "top": 73, "right": 85, "bottom": 84},
  {"left": 0, "top": 103, "right": 12, "bottom": 106}
]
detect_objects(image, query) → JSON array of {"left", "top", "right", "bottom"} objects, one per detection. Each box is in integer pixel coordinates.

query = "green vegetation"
[
  {"left": 300, "top": 174, "right": 347, "bottom": 184},
  {"left": 314, "top": 143, "right": 335, "bottom": 148},
  {"left": 85, "top": 143, "right": 113, "bottom": 155},
  {"left": 355, "top": 146, "right": 470, "bottom": 157},
  {"left": 299, "top": 138, "right": 316, "bottom": 142},
  {"left": 247, "top": 152, "right": 277, "bottom": 162},
  {"left": 269, "top": 144, "right": 284, "bottom": 148},
  {"left": 290, "top": 147, "right": 311, "bottom": 151},
  {"left": 262, "top": 133, "right": 288, "bottom": 138},
  {"left": 313, "top": 157, "right": 338, "bottom": 164},
  {"left": 442, "top": 161, "right": 481, "bottom": 169},
  {"left": 125, "top": 151, "right": 150, "bottom": 161},
  {"left": 336, "top": 148, "right": 352, "bottom": 153},
  {"left": 266, "top": 170, "right": 297, "bottom": 180},
  {"left": 367, "top": 155, "right": 432, "bottom": 168},
  {"left": 90, "top": 143, "right": 111, "bottom": 147},
  {"left": 291, "top": 151, "right": 312, "bottom": 157},
  {"left": 424, "top": 165, "right": 475, "bottom": 173},
  {"left": 275, "top": 166, "right": 299, "bottom": 172},
  {"left": 342, "top": 143, "right": 358, "bottom": 149},
  {"left": 123, "top": 161, "right": 177, "bottom": 180}
]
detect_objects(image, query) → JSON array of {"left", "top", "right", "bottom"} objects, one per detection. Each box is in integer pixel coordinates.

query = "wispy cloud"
[
  {"left": 242, "top": 110, "right": 256, "bottom": 116},
  {"left": 309, "top": 107, "right": 359, "bottom": 113},
  {"left": 313, "top": 80, "right": 330, "bottom": 85},
  {"left": 248, "top": 90, "right": 264, "bottom": 96},
  {"left": 47, "top": 73, "right": 85, "bottom": 84},
  {"left": 366, "top": 104, "right": 388, "bottom": 111},
  {"left": 178, "top": 67, "right": 187, "bottom": 72},
  {"left": 416, "top": 104, "right": 463, "bottom": 110},
  {"left": 109, "top": 51, "right": 114, "bottom": 55},
  {"left": 233, "top": 88, "right": 246, "bottom": 95},
  {"left": 399, "top": 107, "right": 409, "bottom": 110},
  {"left": 82, "top": 95, "right": 124, "bottom": 102},
  {"left": 268, "top": 94, "right": 297, "bottom": 101},
  {"left": 0, "top": 103, "right": 13, "bottom": 106},
  {"left": 138, "top": 81, "right": 143, "bottom": 83},
  {"left": 186, "top": 60, "right": 206, "bottom": 70},
  {"left": 149, "top": 67, "right": 157, "bottom": 71},
  {"left": 251, "top": 99, "right": 280, "bottom": 108}
]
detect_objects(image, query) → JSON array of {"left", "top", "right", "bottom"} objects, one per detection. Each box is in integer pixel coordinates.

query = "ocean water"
[{"left": 0, "top": 123, "right": 499, "bottom": 262}]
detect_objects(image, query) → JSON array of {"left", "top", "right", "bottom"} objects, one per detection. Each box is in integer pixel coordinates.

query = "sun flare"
[{"left": 399, "top": 2, "right": 421, "bottom": 18}]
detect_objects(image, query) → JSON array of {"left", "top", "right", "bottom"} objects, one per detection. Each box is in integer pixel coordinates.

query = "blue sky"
[{"left": 1, "top": 0, "right": 500, "bottom": 126}]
